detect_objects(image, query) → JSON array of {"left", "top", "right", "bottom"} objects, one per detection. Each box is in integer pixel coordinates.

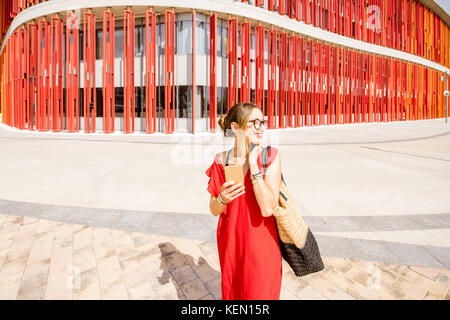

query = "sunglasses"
[{"left": 248, "top": 119, "right": 268, "bottom": 130}]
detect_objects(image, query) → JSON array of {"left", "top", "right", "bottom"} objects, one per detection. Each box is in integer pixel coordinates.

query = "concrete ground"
[{"left": 0, "top": 117, "right": 449, "bottom": 299}]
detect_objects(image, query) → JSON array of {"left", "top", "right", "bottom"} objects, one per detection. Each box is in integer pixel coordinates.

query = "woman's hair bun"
[{"left": 218, "top": 113, "right": 227, "bottom": 131}]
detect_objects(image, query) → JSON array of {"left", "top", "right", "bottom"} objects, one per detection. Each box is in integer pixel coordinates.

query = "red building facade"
[{"left": 0, "top": 0, "right": 449, "bottom": 134}]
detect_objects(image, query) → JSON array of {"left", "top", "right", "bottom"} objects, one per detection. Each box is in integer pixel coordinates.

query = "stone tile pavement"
[{"left": 0, "top": 213, "right": 449, "bottom": 300}]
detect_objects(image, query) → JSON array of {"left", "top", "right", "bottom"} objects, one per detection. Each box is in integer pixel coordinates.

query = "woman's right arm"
[
  {"left": 209, "top": 195, "right": 226, "bottom": 217},
  {"left": 209, "top": 181, "right": 245, "bottom": 217}
]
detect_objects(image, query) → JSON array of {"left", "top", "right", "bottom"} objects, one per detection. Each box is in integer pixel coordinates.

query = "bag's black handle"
[
  {"left": 225, "top": 148, "right": 233, "bottom": 166},
  {"left": 262, "top": 146, "right": 285, "bottom": 184}
]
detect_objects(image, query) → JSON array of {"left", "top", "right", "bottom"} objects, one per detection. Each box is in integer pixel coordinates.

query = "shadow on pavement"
[{"left": 157, "top": 242, "right": 221, "bottom": 300}]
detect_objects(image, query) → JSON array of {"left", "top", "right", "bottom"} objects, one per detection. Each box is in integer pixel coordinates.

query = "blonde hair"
[{"left": 218, "top": 102, "right": 260, "bottom": 137}]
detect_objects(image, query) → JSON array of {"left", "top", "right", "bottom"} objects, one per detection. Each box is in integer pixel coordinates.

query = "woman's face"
[{"left": 244, "top": 108, "right": 265, "bottom": 146}]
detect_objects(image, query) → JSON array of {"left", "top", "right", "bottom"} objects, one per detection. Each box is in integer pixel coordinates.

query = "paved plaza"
[{"left": 0, "top": 117, "right": 449, "bottom": 299}]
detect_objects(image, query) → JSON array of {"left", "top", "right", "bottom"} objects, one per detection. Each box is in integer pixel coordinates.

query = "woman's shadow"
[{"left": 157, "top": 242, "right": 221, "bottom": 300}]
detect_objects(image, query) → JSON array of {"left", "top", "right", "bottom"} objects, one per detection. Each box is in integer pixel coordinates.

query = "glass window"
[
  {"left": 221, "top": 24, "right": 227, "bottom": 58},
  {"left": 177, "top": 85, "right": 192, "bottom": 118},
  {"left": 96, "top": 30, "right": 103, "bottom": 59},
  {"left": 177, "top": 20, "right": 192, "bottom": 54},
  {"left": 158, "top": 23, "right": 165, "bottom": 55},
  {"left": 135, "top": 23, "right": 144, "bottom": 57},
  {"left": 115, "top": 28, "right": 123, "bottom": 58},
  {"left": 196, "top": 20, "right": 206, "bottom": 55},
  {"left": 250, "top": 30, "right": 255, "bottom": 61}
]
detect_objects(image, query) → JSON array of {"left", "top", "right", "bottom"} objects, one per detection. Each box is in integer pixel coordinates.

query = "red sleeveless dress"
[{"left": 205, "top": 147, "right": 282, "bottom": 300}]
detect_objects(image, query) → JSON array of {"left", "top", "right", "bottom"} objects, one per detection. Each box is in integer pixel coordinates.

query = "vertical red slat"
[
  {"left": 103, "top": 9, "right": 115, "bottom": 133},
  {"left": 26, "top": 22, "right": 37, "bottom": 130},
  {"left": 66, "top": 11, "right": 79, "bottom": 132},
  {"left": 164, "top": 9, "right": 175, "bottom": 134},
  {"left": 192, "top": 10, "right": 196, "bottom": 133},
  {"left": 124, "top": 8, "right": 135, "bottom": 133},
  {"left": 84, "top": 10, "right": 96, "bottom": 133},
  {"left": 145, "top": 8, "right": 156, "bottom": 134},
  {"left": 50, "top": 15, "right": 63, "bottom": 132},
  {"left": 267, "top": 28, "right": 277, "bottom": 129},
  {"left": 227, "top": 17, "right": 238, "bottom": 111},
  {"left": 255, "top": 24, "right": 265, "bottom": 114},
  {"left": 240, "top": 20, "right": 250, "bottom": 103},
  {"left": 37, "top": 18, "right": 50, "bottom": 131},
  {"left": 210, "top": 13, "right": 217, "bottom": 133}
]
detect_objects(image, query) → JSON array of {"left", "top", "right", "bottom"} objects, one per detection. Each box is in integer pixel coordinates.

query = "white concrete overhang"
[{"left": 1, "top": 0, "right": 449, "bottom": 75}]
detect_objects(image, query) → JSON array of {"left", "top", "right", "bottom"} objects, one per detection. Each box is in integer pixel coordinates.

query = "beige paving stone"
[
  {"left": 119, "top": 254, "right": 142, "bottom": 273},
  {"left": 27, "top": 232, "right": 54, "bottom": 263},
  {"left": 346, "top": 281, "right": 381, "bottom": 300},
  {"left": 324, "top": 256, "right": 356, "bottom": 273},
  {"left": 36, "top": 219, "right": 56, "bottom": 234},
  {"left": 279, "top": 285, "right": 298, "bottom": 300},
  {"left": 4, "top": 216, "right": 23, "bottom": 226},
  {"left": 0, "top": 224, "right": 20, "bottom": 235},
  {"left": 295, "top": 285, "right": 328, "bottom": 300},
  {"left": 0, "top": 257, "right": 27, "bottom": 277},
  {"left": 395, "top": 278, "right": 428, "bottom": 300},
  {"left": 412, "top": 274, "right": 449, "bottom": 298},
  {"left": 409, "top": 265, "right": 442, "bottom": 281},
  {"left": 110, "top": 229, "right": 130, "bottom": 240},
  {"left": 96, "top": 254, "right": 121, "bottom": 273},
  {"left": 22, "top": 258, "right": 51, "bottom": 280},
  {"left": 343, "top": 264, "right": 372, "bottom": 287},
  {"left": 423, "top": 291, "right": 443, "bottom": 300},
  {"left": 321, "top": 284, "right": 356, "bottom": 300},
  {"left": 0, "top": 271, "right": 23, "bottom": 287},
  {"left": 17, "top": 284, "right": 46, "bottom": 300},
  {"left": 73, "top": 226, "right": 93, "bottom": 251},
  {"left": 180, "top": 278, "right": 209, "bottom": 300},
  {"left": 301, "top": 273, "right": 336, "bottom": 293},
  {"left": 102, "top": 283, "right": 129, "bottom": 300},
  {"left": 93, "top": 239, "right": 116, "bottom": 261},
  {"left": 113, "top": 233, "right": 139, "bottom": 260},
  {"left": 73, "top": 267, "right": 102, "bottom": 300},
  {"left": 22, "top": 217, "right": 39, "bottom": 225},
  {"left": 200, "top": 294, "right": 215, "bottom": 300},
  {"left": 435, "top": 273, "right": 450, "bottom": 288},
  {"left": 73, "top": 246, "right": 97, "bottom": 273},
  {"left": 0, "top": 282, "right": 20, "bottom": 299},
  {"left": 131, "top": 233, "right": 154, "bottom": 248},
  {"left": 151, "top": 234, "right": 200, "bottom": 256},
  {"left": 92, "top": 227, "right": 112, "bottom": 241},
  {"left": 123, "top": 269, "right": 150, "bottom": 290},
  {"left": 281, "top": 270, "right": 309, "bottom": 295},
  {"left": 5, "top": 242, "right": 33, "bottom": 262},
  {"left": 45, "top": 271, "right": 73, "bottom": 300},
  {"left": 53, "top": 223, "right": 73, "bottom": 244},
  {"left": 18, "top": 272, "right": 48, "bottom": 292},
  {"left": 147, "top": 276, "right": 180, "bottom": 300},
  {"left": 0, "top": 239, "right": 13, "bottom": 251},
  {"left": 127, "top": 282, "right": 153, "bottom": 300},
  {"left": 97, "top": 268, "right": 124, "bottom": 290},
  {"left": 171, "top": 265, "right": 198, "bottom": 287},
  {"left": 387, "top": 264, "right": 421, "bottom": 283},
  {"left": 205, "top": 276, "right": 222, "bottom": 300},
  {"left": 48, "top": 246, "right": 73, "bottom": 277}
]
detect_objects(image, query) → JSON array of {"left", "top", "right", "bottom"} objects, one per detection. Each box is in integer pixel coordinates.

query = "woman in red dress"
[{"left": 205, "top": 102, "right": 282, "bottom": 300}]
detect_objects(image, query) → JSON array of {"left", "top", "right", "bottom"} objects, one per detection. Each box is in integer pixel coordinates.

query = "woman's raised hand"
[{"left": 219, "top": 181, "right": 245, "bottom": 203}]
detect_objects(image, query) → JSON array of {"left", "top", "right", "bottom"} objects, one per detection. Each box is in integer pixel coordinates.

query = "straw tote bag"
[{"left": 262, "top": 146, "right": 324, "bottom": 277}]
